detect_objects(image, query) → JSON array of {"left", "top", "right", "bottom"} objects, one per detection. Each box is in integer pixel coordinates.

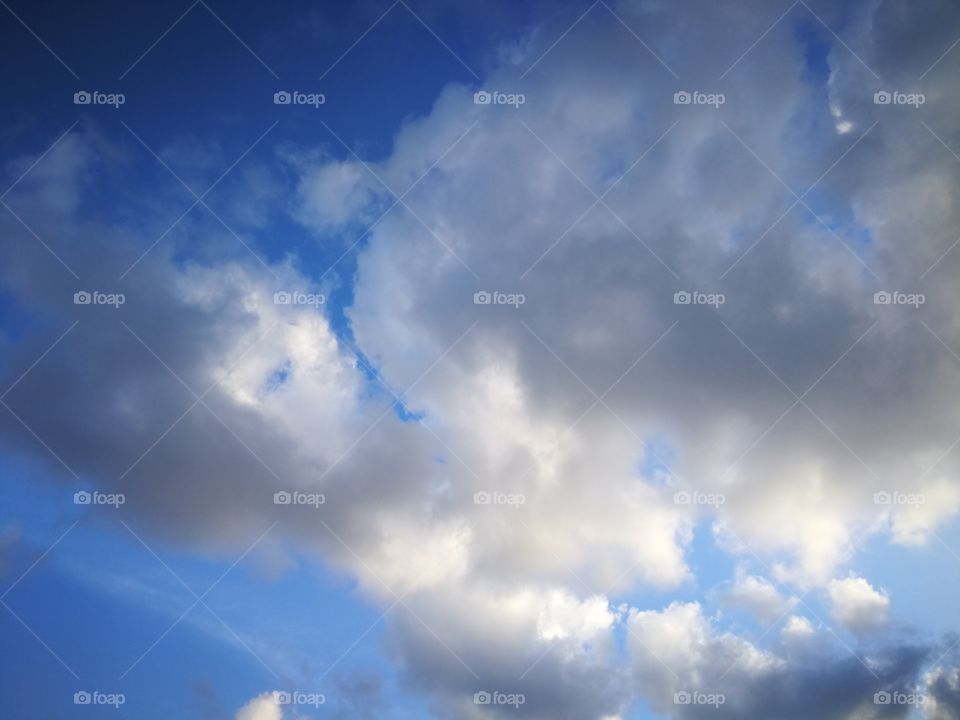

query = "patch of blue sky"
[
  {"left": 263, "top": 360, "right": 292, "bottom": 392},
  {"left": 795, "top": 18, "right": 833, "bottom": 87},
  {"left": 0, "top": 289, "right": 51, "bottom": 350},
  {"left": 340, "top": 341, "right": 426, "bottom": 421},
  {"left": 637, "top": 434, "right": 676, "bottom": 485},
  {"left": 854, "top": 515, "right": 960, "bottom": 638},
  {"left": 0, "top": 442, "right": 429, "bottom": 716},
  {"left": 0, "top": 492, "right": 421, "bottom": 718}
]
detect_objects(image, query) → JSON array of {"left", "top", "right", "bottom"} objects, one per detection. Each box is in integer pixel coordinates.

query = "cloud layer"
[{"left": 3, "top": 0, "right": 960, "bottom": 717}]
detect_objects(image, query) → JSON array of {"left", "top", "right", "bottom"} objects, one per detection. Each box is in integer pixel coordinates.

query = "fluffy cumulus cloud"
[
  {"left": 235, "top": 692, "right": 282, "bottom": 720},
  {"left": 3, "top": 0, "right": 960, "bottom": 717},
  {"left": 716, "top": 569, "right": 797, "bottom": 624},
  {"left": 827, "top": 576, "right": 890, "bottom": 636},
  {"left": 339, "top": 0, "right": 960, "bottom": 593},
  {"left": 628, "top": 600, "right": 934, "bottom": 720},
  {"left": 385, "top": 586, "right": 627, "bottom": 719}
]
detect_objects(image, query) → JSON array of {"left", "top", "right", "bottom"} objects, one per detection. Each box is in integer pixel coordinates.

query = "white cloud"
[
  {"left": 386, "top": 584, "right": 629, "bottom": 719},
  {"left": 629, "top": 601, "right": 783, "bottom": 691},
  {"left": 781, "top": 615, "right": 815, "bottom": 640},
  {"left": 290, "top": 154, "right": 379, "bottom": 230},
  {"left": 826, "top": 576, "right": 890, "bottom": 635},
  {"left": 235, "top": 692, "right": 282, "bottom": 720},
  {"left": 717, "top": 570, "right": 797, "bottom": 624},
  {"left": 628, "top": 601, "right": 924, "bottom": 719},
  {"left": 885, "top": 479, "right": 960, "bottom": 546}
]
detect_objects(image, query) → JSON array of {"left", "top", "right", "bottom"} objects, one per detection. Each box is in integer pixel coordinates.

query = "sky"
[{"left": 1, "top": 0, "right": 960, "bottom": 718}]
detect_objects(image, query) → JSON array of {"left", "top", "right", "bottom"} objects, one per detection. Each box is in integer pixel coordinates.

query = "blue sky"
[{"left": 3, "top": 1, "right": 960, "bottom": 719}]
